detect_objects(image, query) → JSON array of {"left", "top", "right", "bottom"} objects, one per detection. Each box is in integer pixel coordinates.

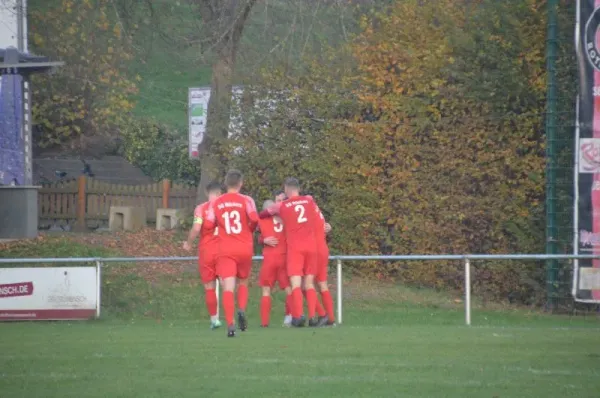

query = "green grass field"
[
  {"left": 1, "top": 237, "right": 600, "bottom": 397},
  {"left": 2, "top": 296, "right": 600, "bottom": 397}
]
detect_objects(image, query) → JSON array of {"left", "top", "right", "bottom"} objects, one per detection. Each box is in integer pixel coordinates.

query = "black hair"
[{"left": 205, "top": 181, "right": 223, "bottom": 193}]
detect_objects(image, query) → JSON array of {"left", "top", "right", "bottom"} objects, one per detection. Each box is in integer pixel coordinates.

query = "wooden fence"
[{"left": 38, "top": 177, "right": 197, "bottom": 228}]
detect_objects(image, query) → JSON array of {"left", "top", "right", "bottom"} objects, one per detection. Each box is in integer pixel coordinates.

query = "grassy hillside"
[{"left": 127, "top": 0, "right": 356, "bottom": 129}]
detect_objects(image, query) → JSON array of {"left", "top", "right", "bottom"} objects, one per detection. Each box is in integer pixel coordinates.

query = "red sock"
[
  {"left": 285, "top": 293, "right": 292, "bottom": 316},
  {"left": 321, "top": 290, "right": 335, "bottom": 322},
  {"left": 260, "top": 296, "right": 271, "bottom": 326},
  {"left": 237, "top": 284, "right": 248, "bottom": 312},
  {"left": 291, "top": 287, "right": 304, "bottom": 318},
  {"left": 315, "top": 296, "right": 326, "bottom": 317},
  {"left": 223, "top": 291, "right": 235, "bottom": 326},
  {"left": 306, "top": 288, "right": 317, "bottom": 318},
  {"left": 205, "top": 288, "right": 217, "bottom": 317}
]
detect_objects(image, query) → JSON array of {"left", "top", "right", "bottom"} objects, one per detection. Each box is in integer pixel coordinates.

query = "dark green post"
[{"left": 545, "top": 0, "right": 559, "bottom": 310}]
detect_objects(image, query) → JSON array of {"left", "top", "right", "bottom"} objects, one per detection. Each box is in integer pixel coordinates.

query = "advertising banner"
[
  {"left": 0, "top": 267, "right": 99, "bottom": 320},
  {"left": 187, "top": 86, "right": 244, "bottom": 159},
  {"left": 575, "top": 0, "right": 600, "bottom": 302}
]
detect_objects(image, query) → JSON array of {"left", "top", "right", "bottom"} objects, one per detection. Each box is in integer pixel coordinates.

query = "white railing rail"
[{"left": 1, "top": 254, "right": 597, "bottom": 325}]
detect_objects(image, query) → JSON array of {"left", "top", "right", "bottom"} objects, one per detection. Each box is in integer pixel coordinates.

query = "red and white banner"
[
  {"left": 0, "top": 267, "right": 99, "bottom": 320},
  {"left": 575, "top": 0, "right": 600, "bottom": 302}
]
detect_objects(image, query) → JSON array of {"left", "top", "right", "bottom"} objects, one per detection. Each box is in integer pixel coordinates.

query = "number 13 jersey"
[{"left": 206, "top": 192, "right": 259, "bottom": 254}]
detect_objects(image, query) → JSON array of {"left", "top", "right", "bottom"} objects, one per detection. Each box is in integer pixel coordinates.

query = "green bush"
[{"left": 119, "top": 118, "right": 200, "bottom": 184}]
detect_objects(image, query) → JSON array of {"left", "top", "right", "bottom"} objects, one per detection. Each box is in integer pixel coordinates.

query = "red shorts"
[
  {"left": 198, "top": 251, "right": 218, "bottom": 284},
  {"left": 287, "top": 248, "right": 317, "bottom": 277},
  {"left": 316, "top": 245, "right": 330, "bottom": 283},
  {"left": 259, "top": 252, "right": 288, "bottom": 289},
  {"left": 217, "top": 250, "right": 253, "bottom": 280}
]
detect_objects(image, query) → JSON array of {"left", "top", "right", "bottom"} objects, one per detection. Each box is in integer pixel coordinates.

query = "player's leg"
[
  {"left": 259, "top": 256, "right": 278, "bottom": 327},
  {"left": 316, "top": 248, "right": 334, "bottom": 326},
  {"left": 303, "top": 251, "right": 319, "bottom": 325},
  {"left": 276, "top": 255, "right": 292, "bottom": 326},
  {"left": 217, "top": 256, "right": 238, "bottom": 337},
  {"left": 303, "top": 280, "right": 326, "bottom": 319},
  {"left": 235, "top": 253, "right": 253, "bottom": 331},
  {"left": 200, "top": 254, "right": 221, "bottom": 329},
  {"left": 283, "top": 286, "right": 293, "bottom": 326},
  {"left": 287, "top": 251, "right": 306, "bottom": 327}
]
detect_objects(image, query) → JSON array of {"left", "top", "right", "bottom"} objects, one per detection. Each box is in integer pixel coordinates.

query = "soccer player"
[
  {"left": 257, "top": 199, "right": 289, "bottom": 327},
  {"left": 313, "top": 206, "right": 335, "bottom": 326},
  {"left": 273, "top": 190, "right": 293, "bottom": 326},
  {"left": 259, "top": 177, "right": 320, "bottom": 327},
  {"left": 182, "top": 181, "right": 223, "bottom": 330},
  {"left": 204, "top": 170, "right": 259, "bottom": 337}
]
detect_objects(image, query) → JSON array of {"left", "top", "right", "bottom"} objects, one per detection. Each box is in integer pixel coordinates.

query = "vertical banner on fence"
[
  {"left": 0, "top": 73, "right": 24, "bottom": 185},
  {"left": 187, "top": 86, "right": 245, "bottom": 159},
  {"left": 575, "top": 0, "right": 600, "bottom": 302},
  {"left": 188, "top": 87, "right": 210, "bottom": 159}
]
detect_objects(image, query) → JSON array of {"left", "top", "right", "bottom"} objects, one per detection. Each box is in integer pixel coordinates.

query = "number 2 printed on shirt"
[{"left": 295, "top": 205, "right": 307, "bottom": 223}]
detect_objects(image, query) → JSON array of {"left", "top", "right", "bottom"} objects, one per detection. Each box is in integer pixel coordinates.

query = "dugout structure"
[{"left": 0, "top": 47, "right": 63, "bottom": 238}]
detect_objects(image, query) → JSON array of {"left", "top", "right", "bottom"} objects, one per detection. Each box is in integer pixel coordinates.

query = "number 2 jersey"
[
  {"left": 260, "top": 195, "right": 319, "bottom": 252},
  {"left": 205, "top": 192, "right": 259, "bottom": 255}
]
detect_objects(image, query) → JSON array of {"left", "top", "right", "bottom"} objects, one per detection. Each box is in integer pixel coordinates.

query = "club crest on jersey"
[{"left": 585, "top": 6, "right": 600, "bottom": 71}]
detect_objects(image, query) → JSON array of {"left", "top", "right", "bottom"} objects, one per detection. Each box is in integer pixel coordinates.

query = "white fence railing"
[{"left": 1, "top": 254, "right": 598, "bottom": 325}]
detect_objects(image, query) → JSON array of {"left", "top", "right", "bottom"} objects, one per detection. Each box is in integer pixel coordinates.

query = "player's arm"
[
  {"left": 183, "top": 207, "right": 203, "bottom": 250},
  {"left": 314, "top": 203, "right": 332, "bottom": 234},
  {"left": 258, "top": 201, "right": 282, "bottom": 219},
  {"left": 245, "top": 196, "right": 260, "bottom": 229},
  {"left": 203, "top": 204, "right": 217, "bottom": 232}
]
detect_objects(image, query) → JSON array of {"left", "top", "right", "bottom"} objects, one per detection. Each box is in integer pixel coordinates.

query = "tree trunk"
[
  {"left": 196, "top": 43, "right": 235, "bottom": 202},
  {"left": 195, "top": 0, "right": 256, "bottom": 203}
]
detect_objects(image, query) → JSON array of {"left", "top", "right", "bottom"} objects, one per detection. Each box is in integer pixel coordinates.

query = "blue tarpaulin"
[{"left": 0, "top": 73, "right": 24, "bottom": 185}]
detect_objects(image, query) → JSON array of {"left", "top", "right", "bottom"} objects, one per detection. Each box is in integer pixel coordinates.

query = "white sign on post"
[
  {"left": 0, "top": 267, "right": 99, "bottom": 320},
  {"left": 188, "top": 86, "right": 245, "bottom": 159},
  {"left": 188, "top": 87, "right": 211, "bottom": 159}
]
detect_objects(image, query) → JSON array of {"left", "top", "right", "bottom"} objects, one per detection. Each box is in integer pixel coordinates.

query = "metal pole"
[
  {"left": 573, "top": 96, "right": 581, "bottom": 299},
  {"left": 545, "top": 0, "right": 559, "bottom": 311},
  {"left": 464, "top": 258, "right": 471, "bottom": 326},
  {"left": 337, "top": 258, "right": 342, "bottom": 325},
  {"left": 16, "top": 0, "right": 24, "bottom": 52},
  {"left": 95, "top": 261, "right": 102, "bottom": 319}
]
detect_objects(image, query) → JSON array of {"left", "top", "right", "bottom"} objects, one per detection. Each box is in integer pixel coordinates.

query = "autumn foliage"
[
  {"left": 30, "top": 0, "right": 138, "bottom": 148},
  {"left": 231, "top": 0, "right": 550, "bottom": 302}
]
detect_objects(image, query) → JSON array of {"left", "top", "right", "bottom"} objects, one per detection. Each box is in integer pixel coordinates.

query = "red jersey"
[
  {"left": 193, "top": 201, "right": 219, "bottom": 251},
  {"left": 314, "top": 206, "right": 328, "bottom": 249},
  {"left": 258, "top": 217, "right": 286, "bottom": 255},
  {"left": 205, "top": 192, "right": 258, "bottom": 252},
  {"left": 260, "top": 195, "right": 318, "bottom": 248}
]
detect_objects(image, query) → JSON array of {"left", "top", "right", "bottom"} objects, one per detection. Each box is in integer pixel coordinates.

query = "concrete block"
[
  {"left": 109, "top": 206, "right": 147, "bottom": 231},
  {"left": 156, "top": 208, "right": 182, "bottom": 230},
  {"left": 0, "top": 186, "right": 39, "bottom": 239}
]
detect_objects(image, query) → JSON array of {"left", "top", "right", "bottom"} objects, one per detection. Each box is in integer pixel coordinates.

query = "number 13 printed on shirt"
[{"left": 222, "top": 210, "right": 242, "bottom": 234}]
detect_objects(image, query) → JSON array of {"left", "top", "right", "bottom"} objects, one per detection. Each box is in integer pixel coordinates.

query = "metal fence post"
[
  {"left": 464, "top": 257, "right": 471, "bottom": 326},
  {"left": 95, "top": 260, "right": 102, "bottom": 319},
  {"left": 337, "top": 257, "right": 343, "bottom": 325},
  {"left": 545, "top": 0, "right": 559, "bottom": 311}
]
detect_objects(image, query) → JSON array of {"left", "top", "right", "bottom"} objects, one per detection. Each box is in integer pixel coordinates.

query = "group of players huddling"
[{"left": 183, "top": 169, "right": 335, "bottom": 337}]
